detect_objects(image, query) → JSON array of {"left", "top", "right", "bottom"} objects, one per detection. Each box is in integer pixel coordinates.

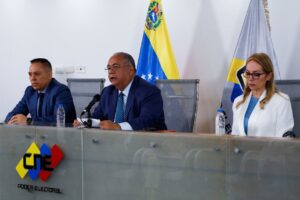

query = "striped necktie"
[{"left": 114, "top": 92, "right": 125, "bottom": 123}]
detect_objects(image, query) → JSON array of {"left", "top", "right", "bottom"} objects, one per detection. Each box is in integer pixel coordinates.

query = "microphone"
[
  {"left": 282, "top": 131, "right": 296, "bottom": 138},
  {"left": 80, "top": 94, "right": 101, "bottom": 116}
]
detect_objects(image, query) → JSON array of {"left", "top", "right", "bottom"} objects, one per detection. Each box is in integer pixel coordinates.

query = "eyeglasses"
[
  {"left": 105, "top": 63, "right": 129, "bottom": 71},
  {"left": 105, "top": 64, "right": 122, "bottom": 71},
  {"left": 242, "top": 71, "right": 265, "bottom": 79}
]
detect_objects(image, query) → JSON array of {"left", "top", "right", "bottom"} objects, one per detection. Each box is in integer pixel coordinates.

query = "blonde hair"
[{"left": 236, "top": 53, "right": 277, "bottom": 109}]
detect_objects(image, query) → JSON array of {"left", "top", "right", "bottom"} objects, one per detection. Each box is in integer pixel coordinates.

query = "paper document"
[{"left": 77, "top": 118, "right": 100, "bottom": 128}]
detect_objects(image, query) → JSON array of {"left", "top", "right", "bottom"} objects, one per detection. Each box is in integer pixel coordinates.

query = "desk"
[{"left": 0, "top": 125, "right": 299, "bottom": 200}]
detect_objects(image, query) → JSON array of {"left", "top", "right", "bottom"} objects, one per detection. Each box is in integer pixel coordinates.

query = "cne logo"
[
  {"left": 145, "top": 0, "right": 163, "bottom": 31},
  {"left": 16, "top": 142, "right": 64, "bottom": 182}
]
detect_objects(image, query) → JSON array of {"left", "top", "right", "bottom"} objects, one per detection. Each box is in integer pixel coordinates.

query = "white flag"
[{"left": 221, "top": 0, "right": 280, "bottom": 134}]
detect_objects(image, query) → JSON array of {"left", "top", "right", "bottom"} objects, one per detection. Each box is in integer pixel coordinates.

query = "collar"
[
  {"left": 38, "top": 88, "right": 47, "bottom": 93},
  {"left": 38, "top": 88, "right": 47, "bottom": 94},
  {"left": 119, "top": 79, "right": 133, "bottom": 97},
  {"left": 246, "top": 89, "right": 267, "bottom": 107},
  {"left": 251, "top": 89, "right": 267, "bottom": 102},
  {"left": 37, "top": 78, "right": 53, "bottom": 93}
]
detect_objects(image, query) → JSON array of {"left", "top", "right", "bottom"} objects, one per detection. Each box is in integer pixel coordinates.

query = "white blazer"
[{"left": 232, "top": 90, "right": 294, "bottom": 137}]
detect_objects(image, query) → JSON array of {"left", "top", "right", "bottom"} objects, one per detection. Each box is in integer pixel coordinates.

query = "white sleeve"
[{"left": 275, "top": 96, "right": 294, "bottom": 137}]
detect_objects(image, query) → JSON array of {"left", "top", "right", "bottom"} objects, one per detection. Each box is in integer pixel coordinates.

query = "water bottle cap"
[
  {"left": 217, "top": 108, "right": 224, "bottom": 113},
  {"left": 58, "top": 104, "right": 64, "bottom": 111}
]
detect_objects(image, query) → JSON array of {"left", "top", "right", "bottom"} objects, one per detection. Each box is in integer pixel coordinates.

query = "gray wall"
[{"left": 1, "top": 0, "right": 300, "bottom": 132}]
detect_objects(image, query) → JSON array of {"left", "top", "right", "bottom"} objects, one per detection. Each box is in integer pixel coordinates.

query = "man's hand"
[
  {"left": 73, "top": 119, "right": 82, "bottom": 127},
  {"left": 100, "top": 120, "right": 121, "bottom": 130},
  {"left": 8, "top": 114, "right": 27, "bottom": 125}
]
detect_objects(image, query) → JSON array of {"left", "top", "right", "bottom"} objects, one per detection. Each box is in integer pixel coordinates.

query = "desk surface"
[{"left": 1, "top": 125, "right": 300, "bottom": 200}]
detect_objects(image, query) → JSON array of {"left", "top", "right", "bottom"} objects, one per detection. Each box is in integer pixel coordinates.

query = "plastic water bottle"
[
  {"left": 56, "top": 104, "right": 65, "bottom": 127},
  {"left": 215, "top": 108, "right": 225, "bottom": 135}
]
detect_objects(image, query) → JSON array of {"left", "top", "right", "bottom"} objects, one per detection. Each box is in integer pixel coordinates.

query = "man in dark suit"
[
  {"left": 75, "top": 52, "right": 167, "bottom": 131},
  {"left": 5, "top": 58, "right": 76, "bottom": 126}
]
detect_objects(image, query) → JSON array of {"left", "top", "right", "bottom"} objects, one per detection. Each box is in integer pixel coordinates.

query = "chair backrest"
[
  {"left": 156, "top": 79, "right": 199, "bottom": 132},
  {"left": 275, "top": 80, "right": 300, "bottom": 137},
  {"left": 67, "top": 78, "right": 105, "bottom": 117}
]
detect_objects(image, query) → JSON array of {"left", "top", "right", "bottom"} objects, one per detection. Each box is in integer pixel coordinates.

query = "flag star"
[
  {"left": 148, "top": 73, "right": 153, "bottom": 80},
  {"left": 141, "top": 74, "right": 146, "bottom": 80},
  {"left": 155, "top": 76, "right": 159, "bottom": 80}
]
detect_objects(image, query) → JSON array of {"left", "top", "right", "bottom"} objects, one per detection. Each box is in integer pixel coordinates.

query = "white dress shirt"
[{"left": 116, "top": 80, "right": 133, "bottom": 131}]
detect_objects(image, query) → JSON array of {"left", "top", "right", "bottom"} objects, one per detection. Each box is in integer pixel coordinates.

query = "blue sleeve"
[
  {"left": 92, "top": 91, "right": 106, "bottom": 120},
  {"left": 92, "top": 102, "right": 104, "bottom": 120},
  {"left": 5, "top": 88, "right": 30, "bottom": 122}
]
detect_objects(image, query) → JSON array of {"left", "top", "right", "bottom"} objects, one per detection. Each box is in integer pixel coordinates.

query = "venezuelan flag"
[{"left": 137, "top": 0, "right": 179, "bottom": 84}]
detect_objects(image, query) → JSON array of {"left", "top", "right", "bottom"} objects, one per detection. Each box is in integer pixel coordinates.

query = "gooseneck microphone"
[{"left": 80, "top": 94, "right": 101, "bottom": 117}]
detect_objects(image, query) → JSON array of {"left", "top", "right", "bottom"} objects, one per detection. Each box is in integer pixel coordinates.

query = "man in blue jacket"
[
  {"left": 75, "top": 52, "right": 167, "bottom": 131},
  {"left": 5, "top": 58, "right": 76, "bottom": 126}
]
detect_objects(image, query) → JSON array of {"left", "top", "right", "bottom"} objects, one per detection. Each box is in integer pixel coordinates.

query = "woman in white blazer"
[{"left": 232, "top": 53, "right": 294, "bottom": 137}]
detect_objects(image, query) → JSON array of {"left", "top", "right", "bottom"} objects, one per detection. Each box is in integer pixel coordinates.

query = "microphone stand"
[
  {"left": 79, "top": 93, "right": 100, "bottom": 128},
  {"left": 85, "top": 110, "right": 92, "bottom": 128},
  {"left": 80, "top": 110, "right": 92, "bottom": 128}
]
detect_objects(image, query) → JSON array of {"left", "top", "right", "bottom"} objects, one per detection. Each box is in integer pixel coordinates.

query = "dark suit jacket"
[
  {"left": 5, "top": 78, "right": 76, "bottom": 125},
  {"left": 92, "top": 75, "right": 167, "bottom": 130}
]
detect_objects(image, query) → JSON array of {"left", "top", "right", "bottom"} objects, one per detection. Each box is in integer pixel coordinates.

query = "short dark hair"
[
  {"left": 114, "top": 52, "right": 136, "bottom": 72},
  {"left": 30, "top": 58, "right": 52, "bottom": 70}
]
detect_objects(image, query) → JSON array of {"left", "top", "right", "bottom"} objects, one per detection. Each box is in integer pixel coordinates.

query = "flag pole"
[{"left": 263, "top": 0, "right": 271, "bottom": 31}]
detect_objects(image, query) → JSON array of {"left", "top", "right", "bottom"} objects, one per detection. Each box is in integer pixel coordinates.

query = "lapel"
[
  {"left": 42, "top": 92, "right": 48, "bottom": 116},
  {"left": 33, "top": 91, "right": 39, "bottom": 118},
  {"left": 238, "top": 94, "right": 251, "bottom": 136},
  {"left": 42, "top": 79, "right": 54, "bottom": 116},
  {"left": 124, "top": 76, "right": 137, "bottom": 120},
  {"left": 110, "top": 89, "right": 119, "bottom": 121}
]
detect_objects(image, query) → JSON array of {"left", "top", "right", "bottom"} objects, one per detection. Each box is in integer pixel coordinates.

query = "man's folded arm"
[{"left": 5, "top": 92, "right": 29, "bottom": 122}]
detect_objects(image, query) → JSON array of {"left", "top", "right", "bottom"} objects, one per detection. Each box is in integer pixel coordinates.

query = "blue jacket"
[
  {"left": 92, "top": 75, "right": 167, "bottom": 130},
  {"left": 5, "top": 78, "right": 76, "bottom": 126}
]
